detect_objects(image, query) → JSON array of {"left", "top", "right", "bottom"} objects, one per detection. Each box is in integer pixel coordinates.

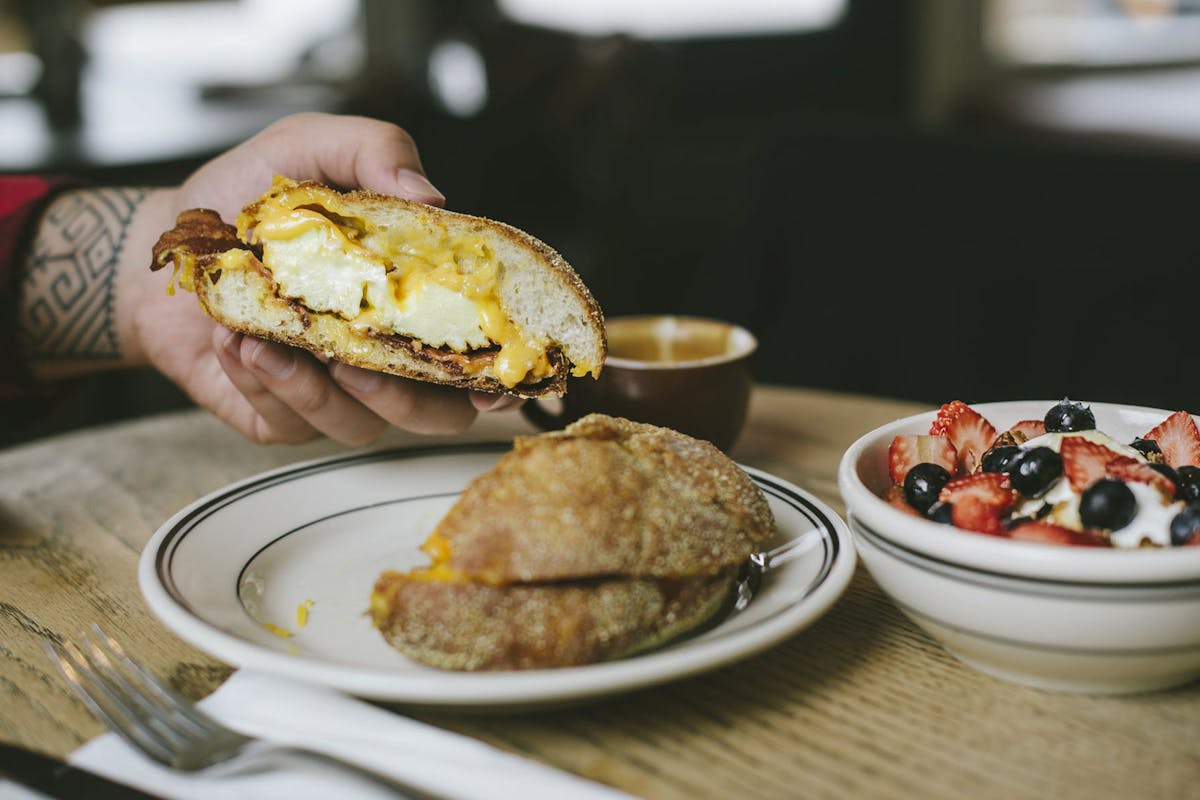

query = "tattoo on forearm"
[{"left": 18, "top": 188, "right": 148, "bottom": 363}]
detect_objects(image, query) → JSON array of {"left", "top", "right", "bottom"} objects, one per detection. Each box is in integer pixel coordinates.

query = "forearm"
[{"left": 16, "top": 186, "right": 179, "bottom": 380}]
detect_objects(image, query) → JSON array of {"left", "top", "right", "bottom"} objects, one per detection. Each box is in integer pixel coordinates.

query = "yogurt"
[{"left": 1009, "top": 430, "right": 1179, "bottom": 548}]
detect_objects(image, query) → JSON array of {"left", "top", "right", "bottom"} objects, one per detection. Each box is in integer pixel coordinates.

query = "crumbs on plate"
[{"left": 260, "top": 599, "right": 315, "bottom": 639}]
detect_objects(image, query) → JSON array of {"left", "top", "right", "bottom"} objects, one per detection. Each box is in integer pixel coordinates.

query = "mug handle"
[{"left": 520, "top": 397, "right": 573, "bottom": 431}]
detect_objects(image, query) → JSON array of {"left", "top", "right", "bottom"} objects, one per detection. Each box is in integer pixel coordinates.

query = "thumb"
[
  {"left": 248, "top": 113, "right": 447, "bottom": 206},
  {"left": 390, "top": 168, "right": 447, "bottom": 207}
]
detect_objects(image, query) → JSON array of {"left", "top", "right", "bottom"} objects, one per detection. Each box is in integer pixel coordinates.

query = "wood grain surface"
[{"left": 1, "top": 385, "right": 1197, "bottom": 799}]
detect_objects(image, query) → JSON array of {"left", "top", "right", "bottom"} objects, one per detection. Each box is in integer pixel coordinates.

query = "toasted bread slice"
[
  {"left": 369, "top": 414, "right": 776, "bottom": 670},
  {"left": 151, "top": 177, "right": 605, "bottom": 397},
  {"left": 426, "top": 414, "right": 776, "bottom": 583},
  {"left": 370, "top": 570, "right": 736, "bottom": 671}
]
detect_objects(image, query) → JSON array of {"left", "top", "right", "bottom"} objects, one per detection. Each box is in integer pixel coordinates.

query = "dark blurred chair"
[{"left": 730, "top": 121, "right": 1200, "bottom": 410}]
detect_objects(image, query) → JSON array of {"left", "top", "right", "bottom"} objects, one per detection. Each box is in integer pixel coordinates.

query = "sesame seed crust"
[
  {"left": 370, "top": 414, "right": 776, "bottom": 670},
  {"left": 371, "top": 569, "right": 736, "bottom": 671},
  {"left": 433, "top": 414, "right": 776, "bottom": 582}
]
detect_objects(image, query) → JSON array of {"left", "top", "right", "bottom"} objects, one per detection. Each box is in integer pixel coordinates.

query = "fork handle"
[{"left": 238, "top": 743, "right": 451, "bottom": 800}]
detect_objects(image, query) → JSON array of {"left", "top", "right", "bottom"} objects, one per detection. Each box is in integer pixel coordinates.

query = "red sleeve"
[{"left": 0, "top": 175, "right": 72, "bottom": 399}]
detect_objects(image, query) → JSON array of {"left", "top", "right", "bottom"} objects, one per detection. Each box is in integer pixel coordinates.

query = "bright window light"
[
  {"left": 496, "top": 0, "right": 846, "bottom": 39},
  {"left": 0, "top": 52, "right": 42, "bottom": 95},
  {"left": 428, "top": 40, "right": 489, "bottom": 117},
  {"left": 987, "top": 0, "right": 1200, "bottom": 66},
  {"left": 82, "top": 0, "right": 363, "bottom": 85}
]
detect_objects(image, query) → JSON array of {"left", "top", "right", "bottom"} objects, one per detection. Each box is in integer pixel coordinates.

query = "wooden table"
[{"left": 2, "top": 385, "right": 1197, "bottom": 799}]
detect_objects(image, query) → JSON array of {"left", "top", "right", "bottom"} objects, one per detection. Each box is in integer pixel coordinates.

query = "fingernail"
[
  {"left": 332, "top": 362, "right": 382, "bottom": 393},
  {"left": 495, "top": 396, "right": 524, "bottom": 412},
  {"left": 249, "top": 340, "right": 294, "bottom": 379},
  {"left": 396, "top": 169, "right": 445, "bottom": 204},
  {"left": 218, "top": 327, "right": 240, "bottom": 354},
  {"left": 473, "top": 392, "right": 519, "bottom": 412}
]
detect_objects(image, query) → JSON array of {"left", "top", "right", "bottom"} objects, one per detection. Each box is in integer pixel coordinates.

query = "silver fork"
[{"left": 44, "top": 625, "right": 445, "bottom": 799}]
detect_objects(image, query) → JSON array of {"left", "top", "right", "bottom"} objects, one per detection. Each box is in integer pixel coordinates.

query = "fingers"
[
  {"left": 329, "top": 362, "right": 478, "bottom": 435},
  {"left": 179, "top": 113, "right": 446, "bottom": 222},
  {"left": 213, "top": 328, "right": 477, "bottom": 444},
  {"left": 212, "top": 328, "right": 320, "bottom": 444},
  {"left": 215, "top": 328, "right": 386, "bottom": 446},
  {"left": 470, "top": 391, "right": 524, "bottom": 413},
  {"left": 174, "top": 336, "right": 306, "bottom": 445},
  {"left": 256, "top": 113, "right": 445, "bottom": 205}
]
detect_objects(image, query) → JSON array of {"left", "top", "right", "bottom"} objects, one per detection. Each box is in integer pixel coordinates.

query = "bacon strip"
[
  {"left": 150, "top": 209, "right": 246, "bottom": 270},
  {"left": 149, "top": 207, "right": 564, "bottom": 391},
  {"left": 366, "top": 330, "right": 563, "bottom": 387}
]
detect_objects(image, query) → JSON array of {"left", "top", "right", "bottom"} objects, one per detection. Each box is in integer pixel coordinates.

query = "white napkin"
[{"left": 64, "top": 670, "right": 635, "bottom": 800}]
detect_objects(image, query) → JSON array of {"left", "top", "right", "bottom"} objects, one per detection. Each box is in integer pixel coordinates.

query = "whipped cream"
[
  {"left": 1009, "top": 429, "right": 1180, "bottom": 548},
  {"left": 1019, "top": 429, "right": 1142, "bottom": 459}
]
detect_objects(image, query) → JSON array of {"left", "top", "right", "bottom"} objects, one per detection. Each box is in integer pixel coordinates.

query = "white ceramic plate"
[{"left": 140, "top": 444, "right": 855, "bottom": 708}]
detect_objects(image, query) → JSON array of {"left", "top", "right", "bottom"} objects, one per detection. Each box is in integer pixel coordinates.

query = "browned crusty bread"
[
  {"left": 429, "top": 413, "right": 775, "bottom": 582},
  {"left": 372, "top": 571, "right": 736, "bottom": 671},
  {"left": 370, "top": 414, "right": 776, "bottom": 670},
  {"left": 151, "top": 177, "right": 605, "bottom": 398}
]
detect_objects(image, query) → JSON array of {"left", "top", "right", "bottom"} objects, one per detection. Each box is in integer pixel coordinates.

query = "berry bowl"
[{"left": 837, "top": 400, "right": 1200, "bottom": 694}]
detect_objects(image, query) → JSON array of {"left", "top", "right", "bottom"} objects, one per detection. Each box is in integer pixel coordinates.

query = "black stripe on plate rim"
[
  {"left": 155, "top": 443, "right": 510, "bottom": 599},
  {"left": 890, "top": 596, "right": 1200, "bottom": 657},
  {"left": 753, "top": 474, "right": 839, "bottom": 595},
  {"left": 229, "top": 481, "right": 835, "bottom": 646},
  {"left": 154, "top": 445, "right": 842, "bottom": 643},
  {"left": 233, "top": 492, "right": 460, "bottom": 609},
  {"left": 853, "top": 519, "right": 1200, "bottom": 602}
]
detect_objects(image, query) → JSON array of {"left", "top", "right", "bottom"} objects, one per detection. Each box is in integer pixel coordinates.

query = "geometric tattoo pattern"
[{"left": 18, "top": 188, "right": 148, "bottom": 361}]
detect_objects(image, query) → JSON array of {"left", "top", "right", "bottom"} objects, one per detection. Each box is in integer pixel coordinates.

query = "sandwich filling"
[
  {"left": 229, "top": 178, "right": 556, "bottom": 388},
  {"left": 159, "top": 177, "right": 601, "bottom": 389}
]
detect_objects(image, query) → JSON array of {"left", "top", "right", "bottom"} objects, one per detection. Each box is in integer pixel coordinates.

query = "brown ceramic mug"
[{"left": 522, "top": 315, "right": 758, "bottom": 451}]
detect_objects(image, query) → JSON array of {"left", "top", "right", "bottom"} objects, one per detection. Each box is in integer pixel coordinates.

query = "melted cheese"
[
  {"left": 262, "top": 622, "right": 293, "bottom": 639},
  {"left": 404, "top": 562, "right": 470, "bottom": 583},
  {"left": 296, "top": 599, "right": 313, "bottom": 628},
  {"left": 407, "top": 531, "right": 468, "bottom": 583},
  {"left": 236, "top": 178, "right": 554, "bottom": 388},
  {"left": 421, "top": 531, "right": 453, "bottom": 563},
  {"left": 412, "top": 530, "right": 509, "bottom": 585},
  {"left": 164, "top": 251, "right": 197, "bottom": 295}
]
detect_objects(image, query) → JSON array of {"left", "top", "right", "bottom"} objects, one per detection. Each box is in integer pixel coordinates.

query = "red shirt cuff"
[{"left": 0, "top": 175, "right": 75, "bottom": 399}]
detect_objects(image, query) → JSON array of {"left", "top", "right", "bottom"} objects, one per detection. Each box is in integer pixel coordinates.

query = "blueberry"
[
  {"left": 925, "top": 500, "right": 953, "bottom": 524},
  {"left": 981, "top": 445, "right": 1021, "bottom": 475},
  {"left": 1175, "top": 465, "right": 1200, "bottom": 503},
  {"left": 1044, "top": 400, "right": 1096, "bottom": 433},
  {"left": 1079, "top": 478, "right": 1136, "bottom": 531},
  {"left": 1131, "top": 438, "right": 1162, "bottom": 459},
  {"left": 1151, "top": 462, "right": 1181, "bottom": 490},
  {"left": 904, "top": 463, "right": 952, "bottom": 514},
  {"left": 1009, "top": 447, "right": 1063, "bottom": 498},
  {"left": 1169, "top": 503, "right": 1200, "bottom": 545}
]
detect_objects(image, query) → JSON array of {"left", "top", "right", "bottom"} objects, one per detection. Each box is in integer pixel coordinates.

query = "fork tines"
[{"left": 44, "top": 625, "right": 216, "bottom": 766}]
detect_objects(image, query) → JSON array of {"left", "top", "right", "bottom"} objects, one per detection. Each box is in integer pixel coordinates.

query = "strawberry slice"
[
  {"left": 1105, "top": 458, "right": 1176, "bottom": 499},
  {"left": 1008, "top": 521, "right": 1108, "bottom": 547},
  {"left": 944, "top": 407, "right": 997, "bottom": 474},
  {"left": 883, "top": 485, "right": 922, "bottom": 517},
  {"left": 1007, "top": 420, "right": 1046, "bottom": 441},
  {"left": 938, "top": 472, "right": 1017, "bottom": 511},
  {"left": 951, "top": 495, "right": 1005, "bottom": 535},
  {"left": 930, "top": 400, "right": 972, "bottom": 436},
  {"left": 929, "top": 401, "right": 998, "bottom": 473},
  {"left": 887, "top": 434, "right": 957, "bottom": 485},
  {"left": 1060, "top": 436, "right": 1124, "bottom": 492},
  {"left": 1143, "top": 411, "right": 1200, "bottom": 469}
]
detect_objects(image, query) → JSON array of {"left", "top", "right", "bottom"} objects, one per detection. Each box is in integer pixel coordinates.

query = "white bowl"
[{"left": 837, "top": 400, "right": 1200, "bottom": 694}]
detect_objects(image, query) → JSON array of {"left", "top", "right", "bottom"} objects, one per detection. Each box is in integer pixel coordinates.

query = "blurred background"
[{"left": 4, "top": 0, "right": 1200, "bottom": 444}]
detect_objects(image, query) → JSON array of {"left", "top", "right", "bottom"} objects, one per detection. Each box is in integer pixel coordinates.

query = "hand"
[{"left": 124, "top": 113, "right": 520, "bottom": 446}]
